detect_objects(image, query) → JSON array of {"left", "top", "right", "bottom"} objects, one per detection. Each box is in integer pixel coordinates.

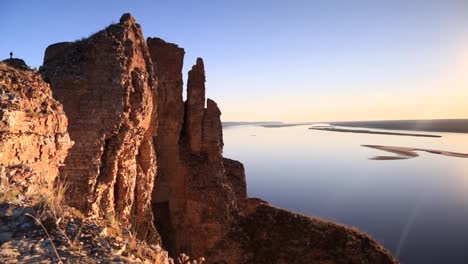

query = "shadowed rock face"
[
  {"left": 0, "top": 63, "right": 72, "bottom": 194},
  {"left": 147, "top": 37, "right": 186, "bottom": 254},
  {"left": 40, "top": 13, "right": 160, "bottom": 244}
]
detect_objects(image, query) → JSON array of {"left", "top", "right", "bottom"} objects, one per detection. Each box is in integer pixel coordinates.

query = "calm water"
[{"left": 223, "top": 124, "right": 468, "bottom": 264}]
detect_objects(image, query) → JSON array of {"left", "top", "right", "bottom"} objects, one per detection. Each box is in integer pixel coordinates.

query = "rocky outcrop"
[
  {"left": 2, "top": 58, "right": 29, "bottom": 71},
  {"left": 40, "top": 14, "right": 160, "bottom": 243},
  {"left": 223, "top": 158, "right": 247, "bottom": 210},
  {"left": 33, "top": 13, "right": 398, "bottom": 264},
  {"left": 209, "top": 199, "right": 398, "bottom": 264},
  {"left": 0, "top": 62, "right": 71, "bottom": 194}
]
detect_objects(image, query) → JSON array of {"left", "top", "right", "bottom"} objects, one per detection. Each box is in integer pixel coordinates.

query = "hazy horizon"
[
  {"left": 222, "top": 118, "right": 468, "bottom": 123},
  {"left": 3, "top": 0, "right": 468, "bottom": 121}
]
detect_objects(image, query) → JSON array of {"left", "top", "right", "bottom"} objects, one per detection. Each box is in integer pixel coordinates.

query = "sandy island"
[
  {"left": 262, "top": 123, "right": 314, "bottom": 128},
  {"left": 331, "top": 119, "right": 468, "bottom": 133},
  {"left": 310, "top": 127, "right": 441, "bottom": 138},
  {"left": 362, "top": 145, "right": 468, "bottom": 160}
]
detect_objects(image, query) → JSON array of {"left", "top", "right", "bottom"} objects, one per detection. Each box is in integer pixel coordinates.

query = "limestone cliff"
[
  {"left": 40, "top": 14, "right": 160, "bottom": 243},
  {"left": 0, "top": 61, "right": 71, "bottom": 194}
]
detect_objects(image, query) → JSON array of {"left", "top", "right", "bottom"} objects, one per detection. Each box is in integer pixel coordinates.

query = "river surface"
[{"left": 223, "top": 124, "right": 468, "bottom": 264}]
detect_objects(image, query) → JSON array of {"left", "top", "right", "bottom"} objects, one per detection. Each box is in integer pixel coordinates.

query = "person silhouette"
[{"left": 9, "top": 52, "right": 13, "bottom": 59}]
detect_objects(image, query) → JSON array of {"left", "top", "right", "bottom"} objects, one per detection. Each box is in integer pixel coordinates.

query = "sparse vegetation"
[{"left": 0, "top": 178, "right": 173, "bottom": 263}]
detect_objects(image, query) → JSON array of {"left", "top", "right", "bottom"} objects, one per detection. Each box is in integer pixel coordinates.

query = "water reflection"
[{"left": 223, "top": 124, "right": 468, "bottom": 264}]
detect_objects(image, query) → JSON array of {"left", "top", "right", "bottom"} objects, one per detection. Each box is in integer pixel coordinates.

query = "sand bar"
[
  {"left": 310, "top": 127, "right": 441, "bottom": 138},
  {"left": 362, "top": 144, "right": 468, "bottom": 160}
]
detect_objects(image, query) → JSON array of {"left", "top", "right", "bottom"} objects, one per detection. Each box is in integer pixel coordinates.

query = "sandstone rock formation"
[
  {"left": 0, "top": 62, "right": 71, "bottom": 194},
  {"left": 146, "top": 40, "right": 237, "bottom": 257},
  {"left": 36, "top": 13, "right": 398, "bottom": 264},
  {"left": 40, "top": 14, "right": 160, "bottom": 243}
]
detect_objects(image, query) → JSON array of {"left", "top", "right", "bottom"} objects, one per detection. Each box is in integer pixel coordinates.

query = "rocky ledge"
[{"left": 0, "top": 13, "right": 399, "bottom": 264}]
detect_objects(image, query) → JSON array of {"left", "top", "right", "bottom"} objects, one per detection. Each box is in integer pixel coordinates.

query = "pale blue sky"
[{"left": 2, "top": 0, "right": 468, "bottom": 121}]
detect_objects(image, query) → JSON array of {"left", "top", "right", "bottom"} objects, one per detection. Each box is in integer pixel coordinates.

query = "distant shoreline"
[
  {"left": 223, "top": 119, "right": 468, "bottom": 133},
  {"left": 309, "top": 127, "right": 441, "bottom": 138}
]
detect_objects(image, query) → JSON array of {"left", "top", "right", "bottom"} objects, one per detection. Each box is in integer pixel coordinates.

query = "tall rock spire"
[
  {"left": 202, "top": 98, "right": 224, "bottom": 161},
  {"left": 185, "top": 58, "right": 206, "bottom": 153}
]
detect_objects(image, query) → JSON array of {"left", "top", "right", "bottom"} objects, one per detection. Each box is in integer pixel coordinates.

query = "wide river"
[{"left": 223, "top": 124, "right": 468, "bottom": 264}]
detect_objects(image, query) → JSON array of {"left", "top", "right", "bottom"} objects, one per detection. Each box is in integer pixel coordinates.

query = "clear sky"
[{"left": 2, "top": 0, "right": 468, "bottom": 122}]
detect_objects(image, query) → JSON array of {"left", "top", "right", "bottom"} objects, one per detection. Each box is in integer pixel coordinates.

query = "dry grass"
[
  {"left": 0, "top": 185, "right": 21, "bottom": 204},
  {"left": 1, "top": 178, "right": 86, "bottom": 263},
  {"left": 1, "top": 178, "right": 192, "bottom": 263},
  {"left": 25, "top": 212, "right": 63, "bottom": 263}
]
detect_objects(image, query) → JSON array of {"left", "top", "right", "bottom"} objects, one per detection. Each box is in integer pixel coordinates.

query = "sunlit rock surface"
[
  {"left": 0, "top": 62, "right": 71, "bottom": 194},
  {"left": 40, "top": 13, "right": 160, "bottom": 244}
]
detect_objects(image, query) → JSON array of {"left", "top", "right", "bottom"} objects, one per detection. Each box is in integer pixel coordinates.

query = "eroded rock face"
[
  {"left": 40, "top": 14, "right": 160, "bottom": 243},
  {"left": 0, "top": 62, "right": 71, "bottom": 194}
]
